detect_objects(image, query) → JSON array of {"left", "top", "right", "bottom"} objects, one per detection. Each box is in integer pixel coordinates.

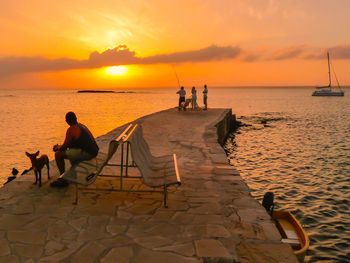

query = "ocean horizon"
[{"left": 2, "top": 85, "right": 350, "bottom": 90}]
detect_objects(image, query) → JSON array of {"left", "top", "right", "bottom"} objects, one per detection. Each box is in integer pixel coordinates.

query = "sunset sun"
[{"left": 106, "top": 66, "right": 128, "bottom": 76}]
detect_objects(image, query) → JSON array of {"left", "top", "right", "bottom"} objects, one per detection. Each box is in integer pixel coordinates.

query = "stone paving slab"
[
  {"left": 0, "top": 108, "right": 297, "bottom": 262},
  {"left": 195, "top": 239, "right": 234, "bottom": 262}
]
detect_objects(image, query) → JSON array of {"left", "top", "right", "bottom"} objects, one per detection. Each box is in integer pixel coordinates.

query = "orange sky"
[{"left": 0, "top": 0, "right": 349, "bottom": 89}]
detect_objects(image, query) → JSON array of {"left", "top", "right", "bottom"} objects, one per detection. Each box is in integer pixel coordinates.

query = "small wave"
[
  {"left": 339, "top": 254, "right": 350, "bottom": 261},
  {"left": 335, "top": 225, "right": 347, "bottom": 231},
  {"left": 319, "top": 209, "right": 338, "bottom": 217},
  {"left": 311, "top": 255, "right": 339, "bottom": 262},
  {"left": 335, "top": 242, "right": 350, "bottom": 250},
  {"left": 285, "top": 189, "right": 298, "bottom": 197}
]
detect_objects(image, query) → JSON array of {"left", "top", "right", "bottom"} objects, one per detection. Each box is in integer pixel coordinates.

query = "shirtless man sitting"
[{"left": 50, "top": 111, "right": 99, "bottom": 187}]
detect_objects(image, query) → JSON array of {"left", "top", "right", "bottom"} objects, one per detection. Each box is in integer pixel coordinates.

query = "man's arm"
[{"left": 58, "top": 127, "right": 75, "bottom": 151}]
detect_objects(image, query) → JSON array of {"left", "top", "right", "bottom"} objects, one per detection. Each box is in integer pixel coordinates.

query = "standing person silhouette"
[
  {"left": 191, "top": 86, "right": 197, "bottom": 110},
  {"left": 176, "top": 86, "right": 186, "bottom": 111},
  {"left": 203, "top": 84, "right": 208, "bottom": 110}
]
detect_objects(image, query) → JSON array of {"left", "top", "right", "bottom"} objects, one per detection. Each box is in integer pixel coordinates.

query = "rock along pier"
[{"left": 0, "top": 108, "right": 297, "bottom": 262}]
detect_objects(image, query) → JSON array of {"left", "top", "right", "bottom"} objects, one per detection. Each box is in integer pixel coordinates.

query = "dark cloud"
[
  {"left": 0, "top": 45, "right": 241, "bottom": 77},
  {"left": 0, "top": 56, "right": 83, "bottom": 77},
  {"left": 242, "top": 45, "right": 350, "bottom": 61},
  {"left": 302, "top": 45, "right": 350, "bottom": 60},
  {"left": 142, "top": 45, "right": 241, "bottom": 64},
  {"left": 271, "top": 47, "right": 305, "bottom": 60},
  {"left": 242, "top": 54, "right": 261, "bottom": 62},
  {"left": 87, "top": 44, "right": 139, "bottom": 67},
  {"left": 330, "top": 45, "right": 350, "bottom": 59},
  {"left": 241, "top": 46, "right": 307, "bottom": 62}
]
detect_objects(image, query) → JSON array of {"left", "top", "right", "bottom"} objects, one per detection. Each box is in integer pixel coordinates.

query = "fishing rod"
[{"left": 172, "top": 65, "right": 181, "bottom": 88}]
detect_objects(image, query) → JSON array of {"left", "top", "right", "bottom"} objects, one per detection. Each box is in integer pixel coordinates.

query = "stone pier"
[{"left": 0, "top": 108, "right": 297, "bottom": 262}]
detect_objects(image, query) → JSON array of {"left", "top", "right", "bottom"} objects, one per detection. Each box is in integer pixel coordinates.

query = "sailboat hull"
[{"left": 312, "top": 90, "right": 344, "bottom": 96}]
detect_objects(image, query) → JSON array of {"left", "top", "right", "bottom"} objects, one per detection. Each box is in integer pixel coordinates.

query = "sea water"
[
  {"left": 0, "top": 87, "right": 349, "bottom": 261},
  {"left": 223, "top": 88, "right": 350, "bottom": 262}
]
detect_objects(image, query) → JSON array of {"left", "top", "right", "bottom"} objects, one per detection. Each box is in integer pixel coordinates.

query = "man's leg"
[
  {"left": 51, "top": 149, "right": 82, "bottom": 188},
  {"left": 68, "top": 148, "right": 94, "bottom": 162},
  {"left": 180, "top": 97, "right": 185, "bottom": 111},
  {"left": 55, "top": 151, "right": 66, "bottom": 175}
]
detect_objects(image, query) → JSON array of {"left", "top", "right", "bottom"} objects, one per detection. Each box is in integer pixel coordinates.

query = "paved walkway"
[{"left": 0, "top": 108, "right": 297, "bottom": 262}]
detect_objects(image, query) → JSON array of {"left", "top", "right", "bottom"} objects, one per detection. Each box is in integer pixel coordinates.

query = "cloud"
[
  {"left": 271, "top": 46, "right": 305, "bottom": 60},
  {"left": 0, "top": 56, "right": 83, "bottom": 77},
  {"left": 241, "top": 46, "right": 306, "bottom": 62},
  {"left": 142, "top": 45, "right": 241, "bottom": 64},
  {"left": 1, "top": 43, "right": 349, "bottom": 78},
  {"left": 242, "top": 45, "right": 350, "bottom": 61},
  {"left": 0, "top": 45, "right": 241, "bottom": 77},
  {"left": 330, "top": 45, "right": 350, "bottom": 59},
  {"left": 87, "top": 44, "right": 139, "bottom": 67},
  {"left": 305, "top": 45, "right": 350, "bottom": 60}
]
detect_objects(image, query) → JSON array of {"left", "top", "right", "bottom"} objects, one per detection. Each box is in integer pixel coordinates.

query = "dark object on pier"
[
  {"left": 11, "top": 168, "right": 19, "bottom": 175},
  {"left": 4, "top": 168, "right": 19, "bottom": 185},
  {"left": 262, "top": 191, "right": 275, "bottom": 215}
]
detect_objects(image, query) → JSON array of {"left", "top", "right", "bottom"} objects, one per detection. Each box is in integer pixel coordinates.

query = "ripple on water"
[{"left": 285, "top": 189, "right": 298, "bottom": 197}]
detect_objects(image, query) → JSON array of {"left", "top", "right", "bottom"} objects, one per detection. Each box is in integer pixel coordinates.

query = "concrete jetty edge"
[{"left": 0, "top": 108, "right": 298, "bottom": 262}]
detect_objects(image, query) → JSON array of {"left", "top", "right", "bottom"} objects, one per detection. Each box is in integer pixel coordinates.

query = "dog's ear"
[
  {"left": 35, "top": 151, "right": 40, "bottom": 156},
  {"left": 25, "top": 152, "right": 30, "bottom": 157}
]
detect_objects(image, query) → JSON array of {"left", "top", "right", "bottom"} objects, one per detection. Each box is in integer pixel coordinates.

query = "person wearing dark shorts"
[
  {"left": 50, "top": 112, "right": 99, "bottom": 187},
  {"left": 176, "top": 86, "right": 186, "bottom": 111},
  {"left": 203, "top": 84, "right": 208, "bottom": 110}
]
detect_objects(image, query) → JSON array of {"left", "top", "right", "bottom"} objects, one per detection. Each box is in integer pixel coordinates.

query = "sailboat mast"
[{"left": 327, "top": 52, "right": 332, "bottom": 88}]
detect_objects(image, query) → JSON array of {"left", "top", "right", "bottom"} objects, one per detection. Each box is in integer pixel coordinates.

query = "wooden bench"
[
  {"left": 62, "top": 123, "right": 181, "bottom": 207},
  {"left": 61, "top": 124, "right": 134, "bottom": 204},
  {"left": 124, "top": 124, "right": 181, "bottom": 207}
]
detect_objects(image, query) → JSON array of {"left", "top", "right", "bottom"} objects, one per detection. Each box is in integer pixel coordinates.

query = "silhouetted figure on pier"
[
  {"left": 203, "top": 84, "right": 208, "bottom": 110},
  {"left": 262, "top": 191, "right": 275, "bottom": 215},
  {"left": 50, "top": 112, "right": 99, "bottom": 188},
  {"left": 176, "top": 86, "right": 186, "bottom": 111},
  {"left": 191, "top": 86, "right": 197, "bottom": 110},
  {"left": 4, "top": 168, "right": 19, "bottom": 185}
]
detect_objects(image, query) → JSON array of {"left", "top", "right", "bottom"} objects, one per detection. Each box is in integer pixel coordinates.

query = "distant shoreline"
[{"left": 77, "top": 90, "right": 135, "bottom": 93}]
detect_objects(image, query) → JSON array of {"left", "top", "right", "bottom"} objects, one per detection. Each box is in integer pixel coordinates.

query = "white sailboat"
[{"left": 312, "top": 52, "right": 344, "bottom": 97}]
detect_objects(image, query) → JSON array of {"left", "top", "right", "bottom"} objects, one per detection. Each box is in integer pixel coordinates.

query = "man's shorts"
[{"left": 65, "top": 148, "right": 94, "bottom": 164}]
